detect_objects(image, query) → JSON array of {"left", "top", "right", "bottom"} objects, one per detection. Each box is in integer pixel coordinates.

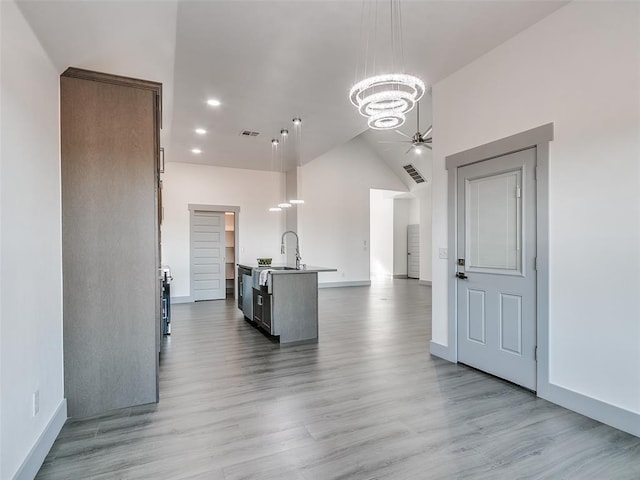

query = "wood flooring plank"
[{"left": 36, "top": 279, "right": 640, "bottom": 479}]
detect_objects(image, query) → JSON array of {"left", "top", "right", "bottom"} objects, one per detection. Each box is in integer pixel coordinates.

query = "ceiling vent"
[
  {"left": 403, "top": 164, "right": 427, "bottom": 184},
  {"left": 240, "top": 130, "right": 260, "bottom": 137}
]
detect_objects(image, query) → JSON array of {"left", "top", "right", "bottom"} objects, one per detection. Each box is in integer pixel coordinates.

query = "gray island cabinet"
[{"left": 238, "top": 265, "right": 336, "bottom": 344}]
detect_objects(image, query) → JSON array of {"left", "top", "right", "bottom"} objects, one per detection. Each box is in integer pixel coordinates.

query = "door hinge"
[
  {"left": 516, "top": 185, "right": 521, "bottom": 198},
  {"left": 534, "top": 346, "right": 538, "bottom": 361}
]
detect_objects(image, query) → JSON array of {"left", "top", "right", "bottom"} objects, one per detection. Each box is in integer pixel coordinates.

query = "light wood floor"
[{"left": 37, "top": 280, "right": 640, "bottom": 479}]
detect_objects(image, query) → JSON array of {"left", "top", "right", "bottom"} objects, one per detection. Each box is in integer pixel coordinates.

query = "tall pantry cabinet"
[{"left": 60, "top": 68, "right": 162, "bottom": 418}]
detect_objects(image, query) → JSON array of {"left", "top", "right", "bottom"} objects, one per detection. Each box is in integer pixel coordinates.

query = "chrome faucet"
[{"left": 281, "top": 230, "right": 301, "bottom": 269}]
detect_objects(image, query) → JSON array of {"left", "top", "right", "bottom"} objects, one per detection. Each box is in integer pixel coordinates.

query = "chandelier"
[{"left": 349, "top": 0, "right": 425, "bottom": 130}]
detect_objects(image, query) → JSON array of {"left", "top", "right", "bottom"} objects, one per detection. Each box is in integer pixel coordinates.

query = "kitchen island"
[{"left": 237, "top": 264, "right": 336, "bottom": 344}]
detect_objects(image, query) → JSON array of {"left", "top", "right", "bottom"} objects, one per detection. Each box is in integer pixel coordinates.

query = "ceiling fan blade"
[
  {"left": 422, "top": 126, "right": 433, "bottom": 138},
  {"left": 395, "top": 130, "right": 413, "bottom": 139},
  {"left": 405, "top": 146, "right": 415, "bottom": 154}
]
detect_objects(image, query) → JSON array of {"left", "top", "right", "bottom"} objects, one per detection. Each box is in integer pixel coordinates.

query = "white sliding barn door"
[{"left": 190, "top": 211, "right": 226, "bottom": 301}]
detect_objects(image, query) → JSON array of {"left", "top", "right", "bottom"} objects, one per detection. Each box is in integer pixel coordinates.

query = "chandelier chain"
[{"left": 349, "top": 0, "right": 425, "bottom": 130}]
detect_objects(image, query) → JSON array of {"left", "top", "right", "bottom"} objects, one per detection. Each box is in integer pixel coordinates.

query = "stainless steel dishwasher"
[{"left": 242, "top": 274, "right": 253, "bottom": 321}]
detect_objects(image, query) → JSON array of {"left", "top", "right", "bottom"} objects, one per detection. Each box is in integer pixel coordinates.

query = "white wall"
[
  {"left": 370, "top": 189, "right": 395, "bottom": 278},
  {"left": 415, "top": 185, "right": 432, "bottom": 283},
  {"left": 432, "top": 1, "right": 640, "bottom": 417},
  {"left": 162, "top": 162, "right": 285, "bottom": 298},
  {"left": 1, "top": 1, "right": 65, "bottom": 477},
  {"left": 299, "top": 136, "right": 408, "bottom": 285},
  {"left": 393, "top": 198, "right": 411, "bottom": 277},
  {"left": 408, "top": 196, "right": 419, "bottom": 225}
]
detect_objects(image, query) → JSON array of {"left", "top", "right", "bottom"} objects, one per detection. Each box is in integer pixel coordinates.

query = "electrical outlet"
[
  {"left": 33, "top": 390, "right": 39, "bottom": 416},
  {"left": 439, "top": 248, "right": 448, "bottom": 259}
]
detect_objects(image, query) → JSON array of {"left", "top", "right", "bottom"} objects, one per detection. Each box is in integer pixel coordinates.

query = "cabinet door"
[
  {"left": 61, "top": 69, "right": 161, "bottom": 418},
  {"left": 253, "top": 288, "right": 263, "bottom": 324},
  {"left": 262, "top": 294, "right": 272, "bottom": 333}
]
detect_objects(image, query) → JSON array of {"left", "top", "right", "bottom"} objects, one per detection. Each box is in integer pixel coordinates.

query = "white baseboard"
[
  {"left": 14, "top": 399, "right": 67, "bottom": 480},
  {"left": 540, "top": 383, "right": 640, "bottom": 438},
  {"left": 429, "top": 341, "right": 456, "bottom": 362},
  {"left": 318, "top": 281, "right": 371, "bottom": 289},
  {"left": 170, "top": 296, "right": 193, "bottom": 304},
  {"left": 419, "top": 280, "right": 432, "bottom": 286},
  {"left": 393, "top": 274, "right": 408, "bottom": 279}
]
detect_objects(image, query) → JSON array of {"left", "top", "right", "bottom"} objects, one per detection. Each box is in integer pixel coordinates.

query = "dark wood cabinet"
[
  {"left": 61, "top": 67, "right": 162, "bottom": 418},
  {"left": 253, "top": 287, "right": 272, "bottom": 333}
]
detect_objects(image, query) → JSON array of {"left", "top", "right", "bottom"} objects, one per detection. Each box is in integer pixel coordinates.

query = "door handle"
[{"left": 455, "top": 272, "right": 468, "bottom": 280}]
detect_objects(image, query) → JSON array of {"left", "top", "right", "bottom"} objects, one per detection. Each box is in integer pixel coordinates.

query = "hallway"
[{"left": 36, "top": 280, "right": 640, "bottom": 479}]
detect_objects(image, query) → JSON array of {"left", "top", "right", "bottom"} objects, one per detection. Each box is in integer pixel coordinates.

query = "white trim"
[
  {"left": 429, "top": 341, "right": 456, "bottom": 362},
  {"left": 541, "top": 384, "right": 640, "bottom": 438},
  {"left": 187, "top": 203, "right": 240, "bottom": 214},
  {"left": 318, "top": 281, "right": 371, "bottom": 289},
  {"left": 13, "top": 399, "right": 67, "bottom": 480},
  {"left": 418, "top": 280, "right": 432, "bottom": 286},
  {"left": 170, "top": 296, "right": 193, "bottom": 304},
  {"left": 393, "top": 274, "right": 409, "bottom": 279}
]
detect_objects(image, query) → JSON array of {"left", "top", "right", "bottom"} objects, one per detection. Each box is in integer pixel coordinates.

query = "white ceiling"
[{"left": 18, "top": 0, "right": 568, "bottom": 182}]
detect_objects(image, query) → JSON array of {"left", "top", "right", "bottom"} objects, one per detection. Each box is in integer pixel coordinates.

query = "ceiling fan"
[{"left": 378, "top": 101, "right": 432, "bottom": 154}]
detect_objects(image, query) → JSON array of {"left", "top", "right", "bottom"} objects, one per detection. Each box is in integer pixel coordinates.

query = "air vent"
[
  {"left": 240, "top": 130, "right": 260, "bottom": 137},
  {"left": 403, "top": 164, "right": 427, "bottom": 184}
]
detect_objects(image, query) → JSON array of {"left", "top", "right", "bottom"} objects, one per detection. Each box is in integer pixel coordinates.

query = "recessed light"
[
  {"left": 269, "top": 207, "right": 282, "bottom": 212},
  {"left": 280, "top": 129, "right": 288, "bottom": 137},
  {"left": 207, "top": 99, "right": 221, "bottom": 107},
  {"left": 191, "top": 148, "right": 202, "bottom": 154},
  {"left": 195, "top": 128, "right": 207, "bottom": 135}
]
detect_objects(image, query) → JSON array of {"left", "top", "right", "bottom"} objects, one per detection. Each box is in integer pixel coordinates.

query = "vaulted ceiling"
[{"left": 18, "top": 0, "right": 567, "bottom": 186}]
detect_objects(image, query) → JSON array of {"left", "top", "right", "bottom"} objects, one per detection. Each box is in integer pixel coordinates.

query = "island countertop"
[{"left": 238, "top": 264, "right": 337, "bottom": 274}]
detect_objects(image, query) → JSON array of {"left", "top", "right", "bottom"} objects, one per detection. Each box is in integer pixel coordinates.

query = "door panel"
[
  {"left": 500, "top": 293, "right": 522, "bottom": 354},
  {"left": 191, "top": 211, "right": 226, "bottom": 301},
  {"left": 457, "top": 148, "right": 537, "bottom": 390},
  {"left": 407, "top": 224, "right": 420, "bottom": 279},
  {"left": 467, "top": 289, "right": 486, "bottom": 344},
  {"left": 467, "top": 170, "right": 521, "bottom": 273}
]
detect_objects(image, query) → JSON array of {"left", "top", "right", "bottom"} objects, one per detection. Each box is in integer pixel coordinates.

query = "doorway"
[
  {"left": 188, "top": 204, "right": 240, "bottom": 301},
  {"left": 369, "top": 189, "right": 417, "bottom": 281},
  {"left": 445, "top": 123, "right": 553, "bottom": 393}
]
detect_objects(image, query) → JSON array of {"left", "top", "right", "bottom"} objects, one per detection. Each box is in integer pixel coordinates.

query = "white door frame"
[
  {"left": 188, "top": 204, "right": 240, "bottom": 301},
  {"left": 445, "top": 123, "right": 553, "bottom": 397}
]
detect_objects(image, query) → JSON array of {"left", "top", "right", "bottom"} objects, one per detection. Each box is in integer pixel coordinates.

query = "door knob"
[{"left": 455, "top": 272, "right": 468, "bottom": 280}]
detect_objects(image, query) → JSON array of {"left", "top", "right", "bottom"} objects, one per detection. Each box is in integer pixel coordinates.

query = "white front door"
[
  {"left": 190, "top": 211, "right": 226, "bottom": 301},
  {"left": 407, "top": 224, "right": 420, "bottom": 279},
  {"left": 456, "top": 148, "right": 537, "bottom": 390}
]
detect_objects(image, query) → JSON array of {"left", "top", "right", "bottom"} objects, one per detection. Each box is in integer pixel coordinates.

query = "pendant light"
[
  {"left": 349, "top": 0, "right": 425, "bottom": 130},
  {"left": 277, "top": 129, "right": 292, "bottom": 209},
  {"left": 268, "top": 138, "right": 282, "bottom": 212},
  {"left": 289, "top": 117, "right": 304, "bottom": 205}
]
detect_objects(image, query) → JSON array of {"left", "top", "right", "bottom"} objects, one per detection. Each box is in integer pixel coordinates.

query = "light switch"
[{"left": 439, "top": 248, "right": 448, "bottom": 259}]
